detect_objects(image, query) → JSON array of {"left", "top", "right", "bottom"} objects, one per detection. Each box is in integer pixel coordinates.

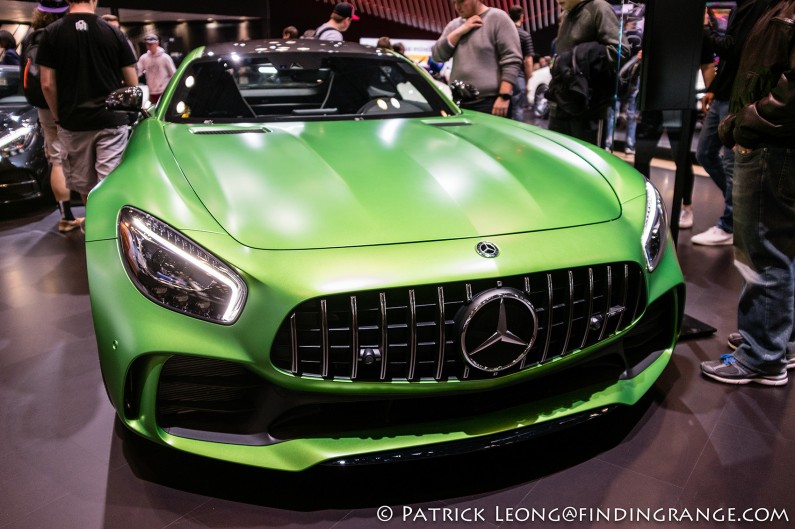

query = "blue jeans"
[
  {"left": 605, "top": 101, "right": 618, "bottom": 150},
  {"left": 732, "top": 147, "right": 795, "bottom": 374},
  {"left": 695, "top": 99, "right": 734, "bottom": 233},
  {"left": 625, "top": 88, "right": 637, "bottom": 151},
  {"left": 605, "top": 84, "right": 638, "bottom": 151}
]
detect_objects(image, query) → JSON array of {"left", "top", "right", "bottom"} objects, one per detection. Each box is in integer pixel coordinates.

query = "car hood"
[{"left": 164, "top": 117, "right": 621, "bottom": 250}]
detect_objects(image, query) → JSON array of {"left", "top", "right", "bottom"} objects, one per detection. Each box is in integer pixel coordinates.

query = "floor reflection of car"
[{"left": 0, "top": 65, "right": 50, "bottom": 206}]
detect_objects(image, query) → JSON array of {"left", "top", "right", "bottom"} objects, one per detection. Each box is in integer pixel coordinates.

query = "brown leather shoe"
[{"left": 58, "top": 217, "right": 85, "bottom": 233}]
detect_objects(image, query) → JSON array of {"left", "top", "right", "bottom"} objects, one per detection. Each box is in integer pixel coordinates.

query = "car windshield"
[{"left": 164, "top": 52, "right": 456, "bottom": 123}]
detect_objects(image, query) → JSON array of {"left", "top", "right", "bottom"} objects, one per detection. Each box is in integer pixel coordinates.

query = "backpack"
[
  {"left": 20, "top": 29, "right": 47, "bottom": 109},
  {"left": 546, "top": 43, "right": 614, "bottom": 117}
]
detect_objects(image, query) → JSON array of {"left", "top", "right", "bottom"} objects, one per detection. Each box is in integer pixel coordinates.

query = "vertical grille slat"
[
  {"left": 435, "top": 286, "right": 446, "bottom": 380},
  {"left": 540, "top": 273, "right": 553, "bottom": 362},
  {"left": 580, "top": 268, "right": 595, "bottom": 349},
  {"left": 463, "top": 283, "right": 473, "bottom": 380},
  {"left": 320, "top": 299, "right": 329, "bottom": 378},
  {"left": 350, "top": 296, "right": 359, "bottom": 380},
  {"left": 272, "top": 263, "right": 646, "bottom": 382},
  {"left": 408, "top": 289, "right": 418, "bottom": 380},
  {"left": 599, "top": 266, "right": 613, "bottom": 341},
  {"left": 520, "top": 276, "right": 532, "bottom": 369},
  {"left": 289, "top": 313, "right": 298, "bottom": 374},
  {"left": 560, "top": 271, "right": 575, "bottom": 356},
  {"left": 617, "top": 264, "right": 629, "bottom": 330},
  {"left": 379, "top": 292, "right": 388, "bottom": 381}
]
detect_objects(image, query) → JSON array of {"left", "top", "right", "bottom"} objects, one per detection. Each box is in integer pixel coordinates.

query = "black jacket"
[
  {"left": 719, "top": 0, "right": 795, "bottom": 149},
  {"left": 706, "top": 0, "right": 778, "bottom": 100},
  {"left": 546, "top": 41, "right": 613, "bottom": 117}
]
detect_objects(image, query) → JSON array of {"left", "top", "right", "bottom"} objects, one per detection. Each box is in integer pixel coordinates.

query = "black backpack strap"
[{"left": 314, "top": 26, "right": 336, "bottom": 39}]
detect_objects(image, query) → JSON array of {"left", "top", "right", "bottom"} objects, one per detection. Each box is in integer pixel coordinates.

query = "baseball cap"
[
  {"left": 333, "top": 2, "right": 360, "bottom": 21},
  {"left": 144, "top": 34, "right": 160, "bottom": 43},
  {"left": 37, "top": 0, "right": 69, "bottom": 13}
]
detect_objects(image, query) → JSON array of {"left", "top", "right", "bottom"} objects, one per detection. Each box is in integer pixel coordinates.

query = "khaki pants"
[{"left": 58, "top": 125, "right": 130, "bottom": 196}]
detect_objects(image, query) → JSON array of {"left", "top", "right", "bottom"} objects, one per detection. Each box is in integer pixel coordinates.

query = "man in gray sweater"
[{"left": 431, "top": 0, "right": 521, "bottom": 117}]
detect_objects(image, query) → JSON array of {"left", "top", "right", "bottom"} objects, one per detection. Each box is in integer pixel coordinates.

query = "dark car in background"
[{"left": 0, "top": 65, "right": 50, "bottom": 206}]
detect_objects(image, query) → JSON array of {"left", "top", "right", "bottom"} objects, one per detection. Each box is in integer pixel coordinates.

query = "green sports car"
[{"left": 87, "top": 39, "right": 684, "bottom": 471}]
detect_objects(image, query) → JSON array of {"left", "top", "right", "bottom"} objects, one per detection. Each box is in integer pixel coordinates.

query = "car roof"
[{"left": 201, "top": 39, "right": 388, "bottom": 60}]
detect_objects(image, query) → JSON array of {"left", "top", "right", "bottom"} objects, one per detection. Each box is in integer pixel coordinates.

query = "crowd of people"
[
  {"left": 13, "top": 0, "right": 176, "bottom": 232},
  {"left": 7, "top": 0, "right": 795, "bottom": 387},
  {"left": 431, "top": 0, "right": 794, "bottom": 387}
]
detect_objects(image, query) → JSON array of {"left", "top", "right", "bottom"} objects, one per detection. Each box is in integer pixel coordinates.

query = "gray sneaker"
[
  {"left": 727, "top": 332, "right": 795, "bottom": 369},
  {"left": 701, "top": 354, "right": 787, "bottom": 386}
]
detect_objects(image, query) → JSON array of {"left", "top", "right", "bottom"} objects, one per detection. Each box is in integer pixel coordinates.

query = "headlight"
[
  {"left": 118, "top": 207, "right": 247, "bottom": 324},
  {"left": 641, "top": 181, "right": 668, "bottom": 272},
  {"left": 0, "top": 125, "right": 34, "bottom": 157}
]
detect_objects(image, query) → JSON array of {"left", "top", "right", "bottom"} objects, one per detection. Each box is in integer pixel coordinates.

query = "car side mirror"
[
  {"left": 449, "top": 80, "right": 480, "bottom": 106},
  {"left": 106, "top": 86, "right": 150, "bottom": 118}
]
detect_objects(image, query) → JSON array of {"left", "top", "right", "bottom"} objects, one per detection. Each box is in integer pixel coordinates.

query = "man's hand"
[
  {"left": 702, "top": 92, "right": 715, "bottom": 113},
  {"left": 461, "top": 15, "right": 484, "bottom": 32},
  {"left": 736, "top": 144, "right": 754, "bottom": 155},
  {"left": 492, "top": 96, "right": 510, "bottom": 117},
  {"left": 448, "top": 15, "right": 483, "bottom": 46}
]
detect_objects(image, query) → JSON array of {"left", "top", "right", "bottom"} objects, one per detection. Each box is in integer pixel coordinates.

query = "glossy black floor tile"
[
  {"left": 513, "top": 457, "right": 683, "bottom": 529},
  {"left": 1, "top": 167, "right": 794, "bottom": 529},
  {"left": 677, "top": 420, "right": 795, "bottom": 529}
]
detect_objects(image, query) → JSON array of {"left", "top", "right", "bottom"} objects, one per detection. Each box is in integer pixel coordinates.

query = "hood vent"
[
  {"left": 422, "top": 119, "right": 471, "bottom": 128},
  {"left": 190, "top": 127, "right": 271, "bottom": 135}
]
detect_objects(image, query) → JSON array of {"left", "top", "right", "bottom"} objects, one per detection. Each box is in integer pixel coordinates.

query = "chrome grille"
[{"left": 271, "top": 263, "right": 646, "bottom": 382}]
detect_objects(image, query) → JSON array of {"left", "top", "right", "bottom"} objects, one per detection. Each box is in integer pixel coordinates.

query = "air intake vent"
[{"left": 157, "top": 356, "right": 264, "bottom": 436}]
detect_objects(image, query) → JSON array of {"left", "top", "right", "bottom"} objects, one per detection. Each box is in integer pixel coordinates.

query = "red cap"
[{"left": 333, "top": 2, "right": 359, "bottom": 21}]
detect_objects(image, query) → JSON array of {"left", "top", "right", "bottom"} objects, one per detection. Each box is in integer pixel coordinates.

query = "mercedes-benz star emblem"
[
  {"left": 457, "top": 287, "right": 538, "bottom": 373},
  {"left": 476, "top": 241, "right": 500, "bottom": 258}
]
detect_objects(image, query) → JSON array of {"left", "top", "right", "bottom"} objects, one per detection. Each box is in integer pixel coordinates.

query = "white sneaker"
[
  {"left": 691, "top": 226, "right": 733, "bottom": 246},
  {"left": 679, "top": 207, "right": 694, "bottom": 229}
]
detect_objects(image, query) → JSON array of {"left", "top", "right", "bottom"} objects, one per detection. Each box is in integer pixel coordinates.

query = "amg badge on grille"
[{"left": 457, "top": 287, "right": 538, "bottom": 373}]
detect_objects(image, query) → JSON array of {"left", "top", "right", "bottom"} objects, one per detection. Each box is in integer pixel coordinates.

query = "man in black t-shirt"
[{"left": 37, "top": 0, "right": 137, "bottom": 205}]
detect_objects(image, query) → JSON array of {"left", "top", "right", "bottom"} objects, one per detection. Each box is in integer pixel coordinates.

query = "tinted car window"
[
  {"left": 0, "top": 66, "right": 26, "bottom": 108},
  {"left": 165, "top": 54, "right": 455, "bottom": 123}
]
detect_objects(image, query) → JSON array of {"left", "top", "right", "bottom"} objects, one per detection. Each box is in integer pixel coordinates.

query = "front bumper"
[{"left": 88, "top": 222, "right": 684, "bottom": 471}]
